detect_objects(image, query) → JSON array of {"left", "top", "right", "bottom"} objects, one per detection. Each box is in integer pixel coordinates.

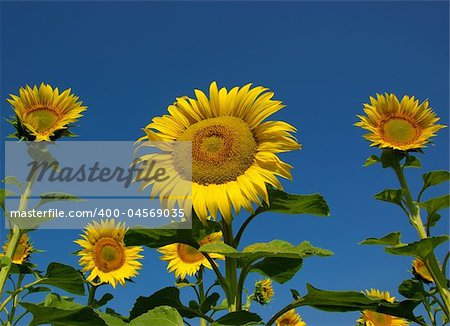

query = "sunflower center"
[
  {"left": 174, "top": 116, "right": 257, "bottom": 185},
  {"left": 381, "top": 117, "right": 419, "bottom": 145},
  {"left": 93, "top": 237, "right": 125, "bottom": 272},
  {"left": 177, "top": 244, "right": 204, "bottom": 264},
  {"left": 27, "top": 108, "right": 59, "bottom": 132}
]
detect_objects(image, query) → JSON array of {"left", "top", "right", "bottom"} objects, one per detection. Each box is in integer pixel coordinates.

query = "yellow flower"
[
  {"left": 1, "top": 233, "right": 33, "bottom": 265},
  {"left": 358, "top": 289, "right": 410, "bottom": 326},
  {"left": 157, "top": 231, "right": 223, "bottom": 279},
  {"left": 355, "top": 93, "right": 445, "bottom": 151},
  {"left": 7, "top": 83, "right": 87, "bottom": 141},
  {"left": 253, "top": 278, "right": 274, "bottom": 305},
  {"left": 412, "top": 259, "right": 433, "bottom": 283},
  {"left": 276, "top": 309, "right": 306, "bottom": 326},
  {"left": 75, "top": 219, "right": 143, "bottom": 288},
  {"left": 137, "top": 82, "right": 300, "bottom": 223}
]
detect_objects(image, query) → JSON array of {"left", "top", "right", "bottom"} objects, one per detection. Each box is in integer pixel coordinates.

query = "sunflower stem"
[
  {"left": 87, "top": 284, "right": 98, "bottom": 307},
  {"left": 393, "top": 163, "right": 450, "bottom": 319},
  {"left": 0, "top": 168, "right": 37, "bottom": 298},
  {"left": 222, "top": 220, "right": 237, "bottom": 311}
]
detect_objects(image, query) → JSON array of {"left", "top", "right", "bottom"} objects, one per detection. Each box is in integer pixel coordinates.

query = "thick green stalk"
[
  {"left": 222, "top": 221, "right": 237, "bottom": 311},
  {"left": 198, "top": 268, "right": 207, "bottom": 326},
  {"left": 0, "top": 171, "right": 36, "bottom": 298},
  {"left": 393, "top": 164, "right": 450, "bottom": 319}
]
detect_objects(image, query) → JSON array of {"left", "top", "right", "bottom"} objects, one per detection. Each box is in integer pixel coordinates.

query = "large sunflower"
[
  {"left": 7, "top": 83, "right": 87, "bottom": 141},
  {"left": 137, "top": 82, "right": 300, "bottom": 223},
  {"left": 355, "top": 93, "right": 445, "bottom": 151},
  {"left": 157, "top": 231, "right": 223, "bottom": 279},
  {"left": 358, "top": 289, "right": 410, "bottom": 326},
  {"left": 1, "top": 233, "right": 33, "bottom": 265},
  {"left": 276, "top": 309, "right": 306, "bottom": 326},
  {"left": 75, "top": 219, "right": 143, "bottom": 288}
]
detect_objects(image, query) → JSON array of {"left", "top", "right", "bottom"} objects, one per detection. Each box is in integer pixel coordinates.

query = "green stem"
[
  {"left": 233, "top": 211, "right": 260, "bottom": 248},
  {"left": 7, "top": 275, "right": 23, "bottom": 325},
  {"left": 222, "top": 220, "right": 237, "bottom": 311},
  {"left": 0, "top": 170, "right": 37, "bottom": 298},
  {"left": 0, "top": 278, "right": 43, "bottom": 313},
  {"left": 198, "top": 267, "right": 207, "bottom": 326},
  {"left": 393, "top": 163, "right": 450, "bottom": 319},
  {"left": 266, "top": 300, "right": 302, "bottom": 326},
  {"left": 87, "top": 284, "right": 97, "bottom": 307},
  {"left": 236, "top": 264, "right": 251, "bottom": 311},
  {"left": 203, "top": 253, "right": 230, "bottom": 303}
]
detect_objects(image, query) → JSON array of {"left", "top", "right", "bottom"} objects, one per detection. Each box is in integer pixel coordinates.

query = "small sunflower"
[
  {"left": 1, "top": 233, "right": 33, "bottom": 265},
  {"left": 412, "top": 259, "right": 434, "bottom": 283},
  {"left": 7, "top": 83, "right": 87, "bottom": 141},
  {"left": 75, "top": 219, "right": 143, "bottom": 288},
  {"left": 358, "top": 289, "right": 410, "bottom": 326},
  {"left": 355, "top": 93, "right": 446, "bottom": 151},
  {"left": 253, "top": 278, "right": 274, "bottom": 305},
  {"left": 136, "top": 82, "right": 300, "bottom": 223},
  {"left": 157, "top": 231, "right": 223, "bottom": 279},
  {"left": 276, "top": 309, "right": 306, "bottom": 326}
]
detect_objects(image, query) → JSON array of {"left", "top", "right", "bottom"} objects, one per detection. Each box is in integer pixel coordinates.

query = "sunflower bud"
[{"left": 253, "top": 278, "right": 274, "bottom": 305}]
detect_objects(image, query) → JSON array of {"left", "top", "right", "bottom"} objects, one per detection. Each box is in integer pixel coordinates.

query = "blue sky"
[{"left": 1, "top": 1, "right": 449, "bottom": 325}]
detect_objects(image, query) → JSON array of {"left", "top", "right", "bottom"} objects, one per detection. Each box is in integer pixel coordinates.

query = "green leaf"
[
  {"left": 290, "top": 289, "right": 301, "bottom": 300},
  {"left": 420, "top": 194, "right": 450, "bottom": 216},
  {"left": 398, "top": 279, "right": 426, "bottom": 300},
  {"left": 0, "top": 256, "right": 11, "bottom": 268},
  {"left": 129, "top": 306, "right": 183, "bottom": 326},
  {"left": 200, "top": 292, "right": 220, "bottom": 314},
  {"left": 427, "top": 212, "right": 441, "bottom": 229},
  {"left": 200, "top": 240, "right": 332, "bottom": 263},
  {"left": 92, "top": 293, "right": 114, "bottom": 309},
  {"left": 35, "top": 192, "right": 84, "bottom": 209},
  {"left": 360, "top": 232, "right": 402, "bottom": 246},
  {"left": 40, "top": 262, "right": 85, "bottom": 295},
  {"left": 260, "top": 187, "right": 330, "bottom": 216},
  {"left": 124, "top": 213, "right": 220, "bottom": 249},
  {"left": 374, "top": 189, "right": 404, "bottom": 207},
  {"left": 385, "top": 236, "right": 449, "bottom": 259},
  {"left": 96, "top": 311, "right": 126, "bottom": 326},
  {"left": 213, "top": 311, "right": 263, "bottom": 325},
  {"left": 2, "top": 176, "right": 23, "bottom": 190},
  {"left": 422, "top": 170, "right": 450, "bottom": 190},
  {"left": 380, "top": 149, "right": 404, "bottom": 169},
  {"left": 363, "top": 155, "right": 380, "bottom": 167},
  {"left": 251, "top": 257, "right": 303, "bottom": 284},
  {"left": 129, "top": 287, "right": 197, "bottom": 320},
  {"left": 299, "top": 284, "right": 422, "bottom": 323},
  {"left": 404, "top": 156, "right": 421, "bottom": 168},
  {"left": 0, "top": 189, "right": 16, "bottom": 211},
  {"left": 21, "top": 294, "right": 106, "bottom": 326}
]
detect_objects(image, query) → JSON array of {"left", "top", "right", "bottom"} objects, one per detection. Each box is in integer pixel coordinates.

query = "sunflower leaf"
[
  {"left": 200, "top": 240, "right": 332, "bottom": 263},
  {"left": 421, "top": 170, "right": 450, "bottom": 192},
  {"left": 260, "top": 187, "right": 330, "bottom": 216},
  {"left": 363, "top": 155, "right": 380, "bottom": 167},
  {"left": 129, "top": 306, "right": 184, "bottom": 326},
  {"left": 212, "top": 311, "right": 263, "bottom": 325},
  {"left": 404, "top": 156, "right": 421, "bottom": 168},
  {"left": 2, "top": 176, "right": 23, "bottom": 190},
  {"left": 374, "top": 189, "right": 404, "bottom": 207},
  {"left": 420, "top": 194, "right": 450, "bottom": 217},
  {"left": 35, "top": 192, "right": 85, "bottom": 209},
  {"left": 129, "top": 287, "right": 197, "bottom": 320},
  {"left": 0, "top": 188, "right": 17, "bottom": 211},
  {"left": 385, "top": 236, "right": 449, "bottom": 259},
  {"left": 359, "top": 232, "right": 402, "bottom": 246},
  {"left": 21, "top": 294, "right": 106, "bottom": 326},
  {"left": 296, "top": 284, "right": 423, "bottom": 323},
  {"left": 380, "top": 149, "right": 405, "bottom": 169},
  {"left": 398, "top": 279, "right": 426, "bottom": 300},
  {"left": 251, "top": 257, "right": 303, "bottom": 284},
  {"left": 40, "top": 262, "right": 85, "bottom": 295},
  {"left": 200, "top": 292, "right": 220, "bottom": 314}
]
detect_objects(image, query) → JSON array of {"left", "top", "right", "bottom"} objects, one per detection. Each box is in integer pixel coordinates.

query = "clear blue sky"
[{"left": 1, "top": 1, "right": 449, "bottom": 325}]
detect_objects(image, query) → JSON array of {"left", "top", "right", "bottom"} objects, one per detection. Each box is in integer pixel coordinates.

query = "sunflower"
[
  {"left": 412, "top": 259, "right": 434, "bottom": 283},
  {"left": 253, "top": 278, "right": 275, "bottom": 305},
  {"left": 276, "top": 309, "right": 306, "bottom": 326},
  {"left": 137, "top": 82, "right": 300, "bottom": 223},
  {"left": 355, "top": 93, "right": 445, "bottom": 151},
  {"left": 1, "top": 233, "right": 33, "bottom": 265},
  {"left": 75, "top": 219, "right": 143, "bottom": 288},
  {"left": 7, "top": 83, "right": 87, "bottom": 141},
  {"left": 157, "top": 231, "right": 223, "bottom": 279},
  {"left": 357, "top": 289, "right": 410, "bottom": 326}
]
